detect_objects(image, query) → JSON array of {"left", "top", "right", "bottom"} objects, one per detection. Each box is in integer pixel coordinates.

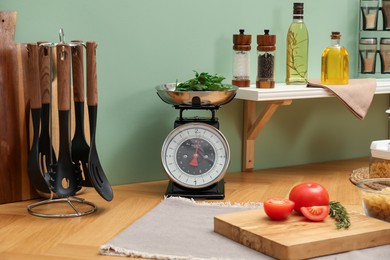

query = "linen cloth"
[
  {"left": 100, "top": 197, "right": 390, "bottom": 260},
  {"left": 307, "top": 78, "right": 376, "bottom": 120}
]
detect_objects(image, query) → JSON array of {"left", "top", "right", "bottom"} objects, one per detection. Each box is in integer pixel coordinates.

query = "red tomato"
[
  {"left": 301, "top": 205, "right": 330, "bottom": 221},
  {"left": 263, "top": 198, "right": 295, "bottom": 220},
  {"left": 288, "top": 182, "right": 329, "bottom": 214}
]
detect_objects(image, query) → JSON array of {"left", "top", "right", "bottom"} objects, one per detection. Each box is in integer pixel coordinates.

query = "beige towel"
[{"left": 307, "top": 78, "right": 376, "bottom": 120}]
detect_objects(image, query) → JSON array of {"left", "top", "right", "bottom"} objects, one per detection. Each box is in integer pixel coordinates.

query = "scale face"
[{"left": 161, "top": 123, "right": 230, "bottom": 191}]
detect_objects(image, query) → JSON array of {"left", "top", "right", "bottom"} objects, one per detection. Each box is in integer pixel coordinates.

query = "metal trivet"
[{"left": 27, "top": 194, "right": 97, "bottom": 218}]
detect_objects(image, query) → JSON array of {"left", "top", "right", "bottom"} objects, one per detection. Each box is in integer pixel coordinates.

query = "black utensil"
[
  {"left": 48, "top": 44, "right": 82, "bottom": 197},
  {"left": 37, "top": 42, "right": 57, "bottom": 174},
  {"left": 71, "top": 41, "right": 93, "bottom": 187},
  {"left": 86, "top": 41, "right": 113, "bottom": 201},
  {"left": 26, "top": 43, "right": 51, "bottom": 194}
]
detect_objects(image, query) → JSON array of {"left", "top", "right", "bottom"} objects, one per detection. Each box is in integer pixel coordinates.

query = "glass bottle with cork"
[
  {"left": 232, "top": 29, "right": 251, "bottom": 87},
  {"left": 321, "top": 32, "right": 349, "bottom": 85},
  {"left": 286, "top": 2, "right": 309, "bottom": 85},
  {"left": 256, "top": 29, "right": 276, "bottom": 88}
]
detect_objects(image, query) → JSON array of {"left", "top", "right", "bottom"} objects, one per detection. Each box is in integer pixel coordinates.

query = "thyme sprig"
[
  {"left": 287, "top": 31, "right": 307, "bottom": 78},
  {"left": 329, "top": 201, "right": 351, "bottom": 229}
]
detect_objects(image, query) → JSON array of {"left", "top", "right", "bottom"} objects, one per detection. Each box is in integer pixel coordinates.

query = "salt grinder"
[
  {"left": 256, "top": 29, "right": 276, "bottom": 88},
  {"left": 232, "top": 29, "right": 251, "bottom": 87}
]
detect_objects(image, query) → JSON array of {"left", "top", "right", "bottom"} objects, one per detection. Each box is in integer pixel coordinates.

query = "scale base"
[{"left": 165, "top": 180, "right": 225, "bottom": 200}]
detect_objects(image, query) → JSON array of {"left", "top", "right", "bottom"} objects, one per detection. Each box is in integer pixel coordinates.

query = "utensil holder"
[{"left": 27, "top": 29, "right": 97, "bottom": 218}]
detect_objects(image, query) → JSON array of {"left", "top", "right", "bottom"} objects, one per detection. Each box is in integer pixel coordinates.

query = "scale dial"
[{"left": 161, "top": 123, "right": 230, "bottom": 189}]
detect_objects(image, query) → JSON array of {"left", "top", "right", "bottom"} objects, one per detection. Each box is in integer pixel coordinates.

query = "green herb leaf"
[
  {"left": 329, "top": 201, "right": 351, "bottom": 229},
  {"left": 175, "top": 71, "right": 229, "bottom": 91}
]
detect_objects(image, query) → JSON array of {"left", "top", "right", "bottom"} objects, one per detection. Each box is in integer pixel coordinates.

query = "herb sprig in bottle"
[{"left": 286, "top": 2, "right": 309, "bottom": 85}]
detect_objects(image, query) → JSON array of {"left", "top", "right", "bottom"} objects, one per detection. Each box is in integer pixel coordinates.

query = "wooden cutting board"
[
  {"left": 0, "top": 12, "right": 38, "bottom": 204},
  {"left": 214, "top": 208, "right": 390, "bottom": 259}
]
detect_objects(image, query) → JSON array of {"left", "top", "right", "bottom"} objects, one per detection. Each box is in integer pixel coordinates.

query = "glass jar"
[
  {"left": 256, "top": 29, "right": 276, "bottom": 88},
  {"left": 360, "top": 0, "right": 379, "bottom": 30},
  {"left": 380, "top": 38, "right": 390, "bottom": 74},
  {"left": 359, "top": 38, "right": 377, "bottom": 74},
  {"left": 370, "top": 140, "right": 390, "bottom": 178},
  {"left": 232, "top": 29, "right": 251, "bottom": 87},
  {"left": 383, "top": 0, "right": 390, "bottom": 30}
]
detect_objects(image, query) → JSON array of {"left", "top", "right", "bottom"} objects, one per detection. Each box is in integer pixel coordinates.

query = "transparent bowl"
[{"left": 356, "top": 178, "right": 390, "bottom": 222}]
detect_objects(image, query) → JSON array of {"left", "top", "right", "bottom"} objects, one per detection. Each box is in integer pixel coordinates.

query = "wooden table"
[{"left": 0, "top": 158, "right": 368, "bottom": 259}]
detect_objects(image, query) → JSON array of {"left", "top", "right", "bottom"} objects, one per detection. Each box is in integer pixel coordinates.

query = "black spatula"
[
  {"left": 86, "top": 41, "right": 113, "bottom": 201},
  {"left": 26, "top": 43, "right": 51, "bottom": 194},
  {"left": 37, "top": 41, "right": 57, "bottom": 175}
]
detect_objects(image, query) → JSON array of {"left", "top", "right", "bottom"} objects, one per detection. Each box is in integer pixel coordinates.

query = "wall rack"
[
  {"left": 358, "top": 0, "right": 390, "bottom": 78},
  {"left": 235, "top": 79, "right": 390, "bottom": 172}
]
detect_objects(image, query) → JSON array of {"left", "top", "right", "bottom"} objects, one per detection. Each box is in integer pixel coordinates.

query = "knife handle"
[
  {"left": 86, "top": 41, "right": 98, "bottom": 106},
  {"left": 27, "top": 43, "right": 41, "bottom": 109},
  {"left": 71, "top": 40, "right": 85, "bottom": 103},
  {"left": 56, "top": 44, "right": 71, "bottom": 111},
  {"left": 37, "top": 41, "right": 51, "bottom": 105}
]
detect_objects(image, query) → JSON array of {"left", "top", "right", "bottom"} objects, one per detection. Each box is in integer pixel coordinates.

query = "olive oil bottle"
[
  {"left": 321, "top": 32, "right": 349, "bottom": 85},
  {"left": 286, "top": 2, "right": 309, "bottom": 85}
]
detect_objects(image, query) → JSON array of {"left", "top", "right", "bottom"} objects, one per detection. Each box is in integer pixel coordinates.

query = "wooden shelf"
[
  {"left": 235, "top": 78, "right": 390, "bottom": 101},
  {"left": 235, "top": 79, "right": 390, "bottom": 172}
]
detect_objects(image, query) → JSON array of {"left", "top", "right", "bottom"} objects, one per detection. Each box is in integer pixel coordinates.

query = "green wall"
[{"left": 2, "top": 0, "right": 388, "bottom": 185}]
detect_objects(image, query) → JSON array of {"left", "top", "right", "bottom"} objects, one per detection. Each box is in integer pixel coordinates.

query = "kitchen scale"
[{"left": 156, "top": 83, "right": 237, "bottom": 199}]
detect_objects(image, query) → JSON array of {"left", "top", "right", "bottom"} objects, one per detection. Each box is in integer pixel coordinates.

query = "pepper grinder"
[
  {"left": 256, "top": 29, "right": 276, "bottom": 88},
  {"left": 232, "top": 29, "right": 251, "bottom": 87}
]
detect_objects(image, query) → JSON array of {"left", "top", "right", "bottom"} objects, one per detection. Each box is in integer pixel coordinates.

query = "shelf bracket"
[{"left": 242, "top": 99, "right": 292, "bottom": 172}]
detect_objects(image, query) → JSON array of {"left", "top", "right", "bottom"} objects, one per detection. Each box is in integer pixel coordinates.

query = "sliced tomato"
[
  {"left": 300, "top": 205, "right": 330, "bottom": 222},
  {"left": 264, "top": 198, "right": 295, "bottom": 220}
]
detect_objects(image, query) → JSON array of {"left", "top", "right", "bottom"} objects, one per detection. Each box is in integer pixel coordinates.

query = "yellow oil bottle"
[{"left": 321, "top": 32, "right": 349, "bottom": 85}]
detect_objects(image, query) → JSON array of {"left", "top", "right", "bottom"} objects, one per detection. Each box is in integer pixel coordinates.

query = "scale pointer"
[{"left": 190, "top": 140, "right": 200, "bottom": 167}]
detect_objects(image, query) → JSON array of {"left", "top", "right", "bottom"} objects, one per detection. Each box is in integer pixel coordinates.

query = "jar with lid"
[
  {"left": 380, "top": 38, "right": 390, "bottom": 74},
  {"left": 359, "top": 38, "right": 377, "bottom": 74},
  {"left": 232, "top": 29, "right": 251, "bottom": 87},
  {"left": 369, "top": 140, "right": 390, "bottom": 178},
  {"left": 256, "top": 29, "right": 276, "bottom": 88}
]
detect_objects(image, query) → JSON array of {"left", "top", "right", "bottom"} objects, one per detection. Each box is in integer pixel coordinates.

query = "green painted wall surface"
[{"left": 2, "top": 0, "right": 388, "bottom": 184}]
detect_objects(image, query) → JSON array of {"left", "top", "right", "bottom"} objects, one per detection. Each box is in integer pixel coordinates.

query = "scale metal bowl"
[{"left": 156, "top": 83, "right": 238, "bottom": 106}]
